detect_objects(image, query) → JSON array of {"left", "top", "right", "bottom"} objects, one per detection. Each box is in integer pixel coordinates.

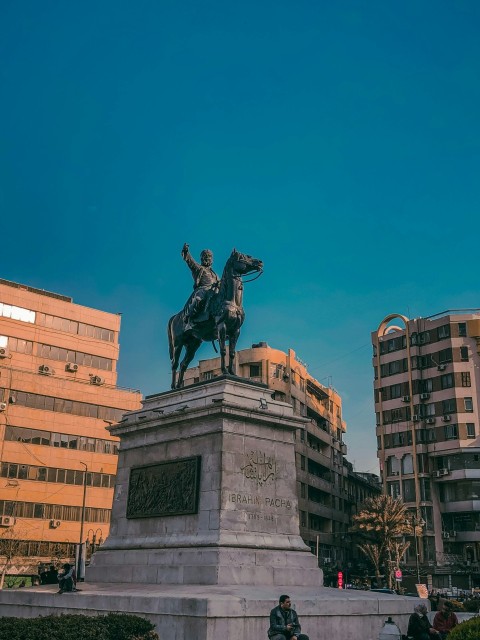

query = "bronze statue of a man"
[{"left": 181, "top": 243, "right": 219, "bottom": 330}]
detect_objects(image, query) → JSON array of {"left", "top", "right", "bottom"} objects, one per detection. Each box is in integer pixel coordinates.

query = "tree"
[
  {"left": 351, "top": 495, "right": 415, "bottom": 589},
  {"left": 0, "top": 527, "right": 25, "bottom": 589}
]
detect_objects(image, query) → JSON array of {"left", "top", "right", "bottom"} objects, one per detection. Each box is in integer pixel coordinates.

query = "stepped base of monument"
[
  {"left": 0, "top": 582, "right": 422, "bottom": 640},
  {"left": 87, "top": 545, "right": 322, "bottom": 586}
]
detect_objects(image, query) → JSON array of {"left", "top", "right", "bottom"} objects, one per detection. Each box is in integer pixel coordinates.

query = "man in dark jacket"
[
  {"left": 268, "top": 595, "right": 309, "bottom": 640},
  {"left": 407, "top": 604, "right": 440, "bottom": 640}
]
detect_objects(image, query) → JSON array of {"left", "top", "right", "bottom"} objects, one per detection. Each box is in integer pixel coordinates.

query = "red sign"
[
  {"left": 395, "top": 569, "right": 403, "bottom": 581},
  {"left": 337, "top": 571, "right": 343, "bottom": 589}
]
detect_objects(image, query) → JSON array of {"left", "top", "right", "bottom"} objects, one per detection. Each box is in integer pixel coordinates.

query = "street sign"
[{"left": 395, "top": 569, "right": 403, "bottom": 582}]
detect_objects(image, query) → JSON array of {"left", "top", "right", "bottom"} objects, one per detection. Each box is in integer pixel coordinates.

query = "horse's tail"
[{"left": 167, "top": 315, "right": 175, "bottom": 361}]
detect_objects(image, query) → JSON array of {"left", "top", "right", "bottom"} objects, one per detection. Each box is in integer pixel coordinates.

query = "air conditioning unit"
[
  {"left": 0, "top": 516, "right": 15, "bottom": 527},
  {"left": 90, "top": 375, "right": 105, "bottom": 386},
  {"left": 426, "top": 417, "right": 436, "bottom": 424},
  {"left": 0, "top": 347, "right": 10, "bottom": 358},
  {"left": 433, "top": 470, "right": 442, "bottom": 478},
  {"left": 439, "top": 468, "right": 450, "bottom": 476},
  {"left": 420, "top": 393, "right": 430, "bottom": 400},
  {"left": 450, "top": 531, "right": 457, "bottom": 538},
  {"left": 65, "top": 362, "right": 79, "bottom": 373},
  {"left": 39, "top": 364, "right": 54, "bottom": 375},
  {"left": 49, "top": 519, "right": 61, "bottom": 529},
  {"left": 437, "top": 364, "right": 447, "bottom": 371},
  {"left": 402, "top": 395, "right": 411, "bottom": 403},
  {"left": 442, "top": 531, "right": 450, "bottom": 539},
  {"left": 413, "top": 414, "right": 420, "bottom": 422},
  {"left": 0, "top": 402, "right": 6, "bottom": 412},
  {"left": 443, "top": 415, "right": 451, "bottom": 422}
]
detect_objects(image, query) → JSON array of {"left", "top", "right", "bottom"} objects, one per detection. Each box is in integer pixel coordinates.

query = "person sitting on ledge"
[
  {"left": 433, "top": 600, "right": 458, "bottom": 639},
  {"left": 268, "top": 594, "right": 309, "bottom": 640},
  {"left": 407, "top": 603, "right": 440, "bottom": 640},
  {"left": 57, "top": 563, "right": 75, "bottom": 594}
]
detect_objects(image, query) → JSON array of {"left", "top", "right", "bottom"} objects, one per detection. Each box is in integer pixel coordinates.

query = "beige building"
[
  {"left": 184, "top": 342, "right": 380, "bottom": 579},
  {"left": 0, "top": 278, "right": 141, "bottom": 576},
  {"left": 373, "top": 310, "right": 480, "bottom": 589}
]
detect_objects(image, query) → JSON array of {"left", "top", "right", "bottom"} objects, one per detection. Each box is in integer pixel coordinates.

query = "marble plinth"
[
  {"left": 0, "top": 582, "right": 424, "bottom": 640},
  {"left": 87, "top": 377, "right": 322, "bottom": 586}
]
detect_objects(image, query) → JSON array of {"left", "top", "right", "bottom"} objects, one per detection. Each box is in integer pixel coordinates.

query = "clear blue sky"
[{"left": 1, "top": 1, "right": 479, "bottom": 472}]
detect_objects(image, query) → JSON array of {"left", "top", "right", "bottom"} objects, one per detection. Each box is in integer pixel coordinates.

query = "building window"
[
  {"left": 402, "top": 454, "right": 414, "bottom": 475},
  {"left": 392, "top": 432, "right": 404, "bottom": 446},
  {"left": 202, "top": 371, "right": 214, "bottom": 381},
  {"left": 442, "top": 398, "right": 456, "bottom": 414},
  {"left": 421, "top": 379, "right": 433, "bottom": 393},
  {"left": 391, "top": 408, "right": 403, "bottom": 422},
  {"left": 439, "top": 348, "right": 453, "bottom": 363},
  {"left": 0, "top": 302, "right": 35, "bottom": 323},
  {"left": 458, "top": 323, "right": 467, "bottom": 337},
  {"left": 420, "top": 478, "right": 431, "bottom": 501},
  {"left": 467, "top": 423, "right": 475, "bottom": 439},
  {"left": 390, "top": 384, "right": 402, "bottom": 399},
  {"left": 300, "top": 483, "right": 306, "bottom": 499},
  {"left": 300, "top": 455, "right": 306, "bottom": 471},
  {"left": 37, "top": 343, "right": 113, "bottom": 371},
  {"left": 388, "top": 481, "right": 400, "bottom": 499},
  {"left": 444, "top": 424, "right": 458, "bottom": 440},
  {"left": 465, "top": 397, "right": 473, "bottom": 412},
  {"left": 460, "top": 346, "right": 469, "bottom": 362},
  {"left": 300, "top": 511, "right": 306, "bottom": 527},
  {"left": 462, "top": 372, "right": 471, "bottom": 387},
  {"left": 402, "top": 479, "right": 416, "bottom": 502},
  {"left": 249, "top": 363, "right": 262, "bottom": 378},
  {"left": 37, "top": 313, "right": 115, "bottom": 342},
  {"left": 9, "top": 389, "right": 125, "bottom": 422},
  {"left": 438, "top": 325, "right": 450, "bottom": 339},
  {"left": 441, "top": 374, "right": 454, "bottom": 390},
  {"left": 387, "top": 456, "right": 400, "bottom": 476}
]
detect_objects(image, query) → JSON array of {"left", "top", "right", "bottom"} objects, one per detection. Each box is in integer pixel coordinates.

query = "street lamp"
[
  {"left": 77, "top": 462, "right": 88, "bottom": 581},
  {"left": 411, "top": 514, "right": 425, "bottom": 584},
  {"left": 87, "top": 528, "right": 103, "bottom": 556}
]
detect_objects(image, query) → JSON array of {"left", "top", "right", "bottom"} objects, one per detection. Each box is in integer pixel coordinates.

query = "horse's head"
[{"left": 229, "top": 249, "right": 263, "bottom": 276}]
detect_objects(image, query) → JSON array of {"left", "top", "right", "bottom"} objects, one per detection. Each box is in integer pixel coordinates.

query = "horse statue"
[{"left": 167, "top": 248, "right": 263, "bottom": 389}]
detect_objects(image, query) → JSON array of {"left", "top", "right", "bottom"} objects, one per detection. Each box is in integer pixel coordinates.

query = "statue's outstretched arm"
[{"left": 181, "top": 243, "right": 199, "bottom": 273}]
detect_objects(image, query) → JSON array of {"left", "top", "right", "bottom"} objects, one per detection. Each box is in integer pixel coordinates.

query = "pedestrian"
[
  {"left": 268, "top": 594, "right": 309, "bottom": 640},
  {"left": 407, "top": 604, "right": 441, "bottom": 640},
  {"left": 433, "top": 600, "right": 458, "bottom": 639},
  {"left": 57, "top": 563, "right": 75, "bottom": 594}
]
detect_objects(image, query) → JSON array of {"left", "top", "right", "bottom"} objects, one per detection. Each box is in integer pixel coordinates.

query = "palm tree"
[{"left": 351, "top": 495, "right": 414, "bottom": 589}]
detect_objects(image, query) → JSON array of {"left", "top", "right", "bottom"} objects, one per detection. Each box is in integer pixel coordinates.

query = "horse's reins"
[{"left": 238, "top": 268, "right": 264, "bottom": 284}]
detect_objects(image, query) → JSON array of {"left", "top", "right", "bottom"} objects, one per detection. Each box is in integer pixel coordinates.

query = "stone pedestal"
[
  {"left": 88, "top": 376, "right": 322, "bottom": 587},
  {"left": 0, "top": 377, "right": 424, "bottom": 640}
]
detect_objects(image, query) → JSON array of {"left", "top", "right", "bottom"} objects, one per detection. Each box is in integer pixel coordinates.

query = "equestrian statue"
[{"left": 168, "top": 243, "right": 263, "bottom": 389}]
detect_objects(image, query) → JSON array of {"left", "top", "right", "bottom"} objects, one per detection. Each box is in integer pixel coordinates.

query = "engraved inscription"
[
  {"left": 240, "top": 450, "right": 277, "bottom": 486},
  {"left": 227, "top": 492, "right": 292, "bottom": 510},
  {"left": 126, "top": 456, "right": 201, "bottom": 518}
]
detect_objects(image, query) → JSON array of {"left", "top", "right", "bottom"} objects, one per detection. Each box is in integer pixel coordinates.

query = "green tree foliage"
[
  {"left": 351, "top": 495, "right": 416, "bottom": 588},
  {"left": 449, "top": 616, "right": 480, "bottom": 640},
  {"left": 0, "top": 613, "right": 158, "bottom": 640}
]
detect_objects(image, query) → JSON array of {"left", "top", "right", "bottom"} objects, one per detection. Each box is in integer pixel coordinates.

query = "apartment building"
[
  {"left": 372, "top": 310, "right": 480, "bottom": 589},
  {"left": 0, "top": 278, "right": 141, "bottom": 577},
  {"left": 184, "top": 342, "right": 380, "bottom": 576}
]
